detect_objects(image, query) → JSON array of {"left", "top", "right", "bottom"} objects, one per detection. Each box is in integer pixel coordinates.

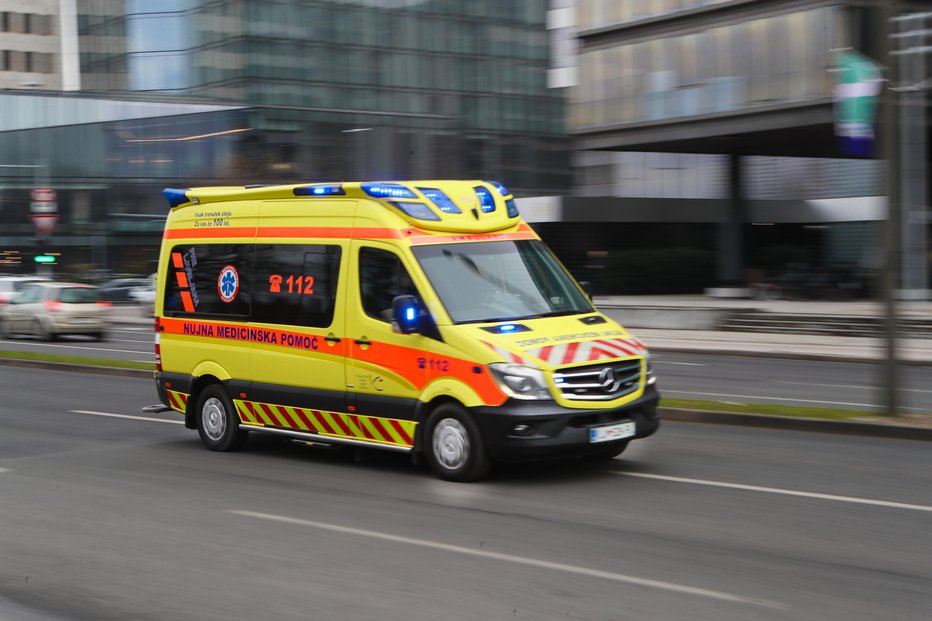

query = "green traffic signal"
[{"left": 34, "top": 254, "right": 56, "bottom": 264}]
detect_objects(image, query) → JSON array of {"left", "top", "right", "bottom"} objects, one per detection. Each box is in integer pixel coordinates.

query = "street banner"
[{"left": 834, "top": 50, "right": 883, "bottom": 157}]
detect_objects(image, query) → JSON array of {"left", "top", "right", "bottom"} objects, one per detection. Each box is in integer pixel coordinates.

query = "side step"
[
  {"left": 240, "top": 424, "right": 412, "bottom": 453},
  {"left": 142, "top": 404, "right": 172, "bottom": 414}
]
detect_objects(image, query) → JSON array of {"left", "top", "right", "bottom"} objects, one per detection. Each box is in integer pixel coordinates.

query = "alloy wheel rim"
[
  {"left": 433, "top": 418, "right": 469, "bottom": 471},
  {"left": 203, "top": 397, "right": 226, "bottom": 441}
]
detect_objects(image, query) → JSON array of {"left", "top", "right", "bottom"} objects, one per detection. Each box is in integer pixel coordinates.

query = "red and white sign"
[{"left": 30, "top": 187, "right": 58, "bottom": 235}]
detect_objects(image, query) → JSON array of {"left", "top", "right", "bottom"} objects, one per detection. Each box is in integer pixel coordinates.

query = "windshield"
[{"left": 412, "top": 240, "right": 593, "bottom": 324}]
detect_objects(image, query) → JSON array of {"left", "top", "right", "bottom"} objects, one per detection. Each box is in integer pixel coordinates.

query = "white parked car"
[
  {"left": 0, "top": 282, "right": 111, "bottom": 341},
  {"left": 0, "top": 275, "right": 50, "bottom": 305},
  {"left": 129, "top": 273, "right": 156, "bottom": 312}
]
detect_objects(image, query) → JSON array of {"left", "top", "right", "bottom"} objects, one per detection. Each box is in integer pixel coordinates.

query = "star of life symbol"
[{"left": 218, "top": 265, "right": 239, "bottom": 303}]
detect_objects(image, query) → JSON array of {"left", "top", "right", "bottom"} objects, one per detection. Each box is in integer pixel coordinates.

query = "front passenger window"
[{"left": 359, "top": 247, "right": 419, "bottom": 322}]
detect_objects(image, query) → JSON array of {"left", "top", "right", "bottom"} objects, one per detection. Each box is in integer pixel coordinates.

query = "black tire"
[
  {"left": 424, "top": 403, "right": 490, "bottom": 482},
  {"left": 585, "top": 440, "right": 629, "bottom": 461},
  {"left": 33, "top": 319, "right": 55, "bottom": 342},
  {"left": 90, "top": 331, "right": 105, "bottom": 342},
  {"left": 0, "top": 318, "right": 10, "bottom": 339},
  {"left": 196, "top": 384, "right": 248, "bottom": 451}
]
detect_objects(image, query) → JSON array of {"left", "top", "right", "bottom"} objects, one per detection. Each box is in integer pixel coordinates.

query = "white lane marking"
[
  {"left": 69, "top": 410, "right": 183, "bottom": 425},
  {"left": 132, "top": 360, "right": 156, "bottom": 364},
  {"left": 612, "top": 472, "right": 932, "bottom": 513},
  {"left": 0, "top": 340, "right": 143, "bottom": 355},
  {"left": 780, "top": 381, "right": 932, "bottom": 395},
  {"left": 227, "top": 510, "right": 783, "bottom": 609},
  {"left": 662, "top": 390, "right": 878, "bottom": 409},
  {"left": 0, "top": 467, "right": 10, "bottom": 473},
  {"left": 654, "top": 361, "right": 705, "bottom": 367}
]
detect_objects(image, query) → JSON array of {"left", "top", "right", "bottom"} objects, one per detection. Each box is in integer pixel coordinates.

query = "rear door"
[{"left": 244, "top": 199, "right": 353, "bottom": 433}]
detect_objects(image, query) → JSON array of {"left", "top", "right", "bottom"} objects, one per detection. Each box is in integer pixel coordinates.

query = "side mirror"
[
  {"left": 579, "top": 280, "right": 593, "bottom": 300},
  {"left": 391, "top": 295, "right": 420, "bottom": 334}
]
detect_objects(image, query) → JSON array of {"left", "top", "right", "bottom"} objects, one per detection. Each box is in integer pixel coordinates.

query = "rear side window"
[
  {"left": 252, "top": 244, "right": 342, "bottom": 328},
  {"left": 164, "top": 244, "right": 252, "bottom": 319},
  {"left": 57, "top": 287, "right": 99, "bottom": 303}
]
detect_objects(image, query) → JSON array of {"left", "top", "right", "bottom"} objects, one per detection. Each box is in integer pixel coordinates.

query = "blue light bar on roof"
[
  {"left": 362, "top": 183, "right": 417, "bottom": 199},
  {"left": 390, "top": 201, "right": 441, "bottom": 221},
  {"left": 474, "top": 185, "right": 496, "bottom": 213},
  {"left": 294, "top": 184, "right": 345, "bottom": 196},
  {"left": 418, "top": 187, "right": 461, "bottom": 214},
  {"left": 163, "top": 188, "right": 192, "bottom": 207},
  {"left": 488, "top": 180, "right": 511, "bottom": 197}
]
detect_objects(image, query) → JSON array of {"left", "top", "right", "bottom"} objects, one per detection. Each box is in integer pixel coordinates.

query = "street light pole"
[{"left": 879, "top": 0, "right": 901, "bottom": 417}]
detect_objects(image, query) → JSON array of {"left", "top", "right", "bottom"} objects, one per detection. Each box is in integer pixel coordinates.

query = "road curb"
[
  {"left": 650, "top": 346, "right": 932, "bottom": 367},
  {"left": 0, "top": 357, "right": 152, "bottom": 379},
  {"left": 660, "top": 407, "right": 932, "bottom": 441}
]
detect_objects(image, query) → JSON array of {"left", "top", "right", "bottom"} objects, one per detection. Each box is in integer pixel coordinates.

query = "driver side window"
[{"left": 358, "top": 247, "right": 419, "bottom": 322}]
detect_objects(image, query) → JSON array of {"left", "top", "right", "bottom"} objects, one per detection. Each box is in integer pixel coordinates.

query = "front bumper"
[{"left": 472, "top": 385, "right": 660, "bottom": 462}]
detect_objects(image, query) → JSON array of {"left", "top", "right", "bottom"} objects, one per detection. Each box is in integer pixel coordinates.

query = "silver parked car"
[{"left": 0, "top": 282, "right": 111, "bottom": 341}]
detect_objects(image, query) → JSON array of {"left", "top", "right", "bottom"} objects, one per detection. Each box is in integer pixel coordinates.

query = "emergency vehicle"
[{"left": 146, "top": 180, "right": 659, "bottom": 481}]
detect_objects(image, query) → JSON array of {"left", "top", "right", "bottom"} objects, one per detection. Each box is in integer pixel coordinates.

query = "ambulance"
[{"left": 149, "top": 180, "right": 659, "bottom": 481}]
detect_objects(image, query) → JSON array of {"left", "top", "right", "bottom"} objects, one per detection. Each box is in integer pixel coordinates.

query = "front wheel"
[
  {"left": 424, "top": 404, "right": 490, "bottom": 482},
  {"left": 196, "top": 384, "right": 248, "bottom": 451}
]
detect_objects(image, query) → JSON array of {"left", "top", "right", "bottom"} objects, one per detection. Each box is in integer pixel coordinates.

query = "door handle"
[
  {"left": 324, "top": 335, "right": 341, "bottom": 343},
  {"left": 354, "top": 338, "right": 372, "bottom": 346}
]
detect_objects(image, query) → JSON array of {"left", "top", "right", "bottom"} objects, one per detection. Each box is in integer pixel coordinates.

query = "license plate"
[{"left": 589, "top": 421, "right": 636, "bottom": 443}]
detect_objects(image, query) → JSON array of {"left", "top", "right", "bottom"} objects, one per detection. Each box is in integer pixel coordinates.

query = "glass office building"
[{"left": 0, "top": 1, "right": 568, "bottom": 277}]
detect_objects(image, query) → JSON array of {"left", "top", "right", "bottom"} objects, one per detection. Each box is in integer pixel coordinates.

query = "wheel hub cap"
[
  {"left": 203, "top": 397, "right": 226, "bottom": 441},
  {"left": 433, "top": 418, "right": 469, "bottom": 470}
]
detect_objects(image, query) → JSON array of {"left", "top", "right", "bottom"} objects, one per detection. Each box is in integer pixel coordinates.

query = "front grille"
[{"left": 553, "top": 359, "right": 642, "bottom": 401}]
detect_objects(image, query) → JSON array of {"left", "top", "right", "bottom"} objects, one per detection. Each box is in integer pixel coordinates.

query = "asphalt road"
[
  {"left": 3, "top": 324, "right": 931, "bottom": 412},
  {"left": 1, "top": 367, "right": 931, "bottom": 620}
]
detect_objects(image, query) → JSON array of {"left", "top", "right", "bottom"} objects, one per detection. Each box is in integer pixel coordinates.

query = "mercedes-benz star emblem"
[{"left": 598, "top": 367, "right": 622, "bottom": 393}]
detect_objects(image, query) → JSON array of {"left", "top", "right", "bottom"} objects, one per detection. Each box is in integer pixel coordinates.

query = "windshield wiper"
[{"left": 521, "top": 310, "right": 585, "bottom": 319}]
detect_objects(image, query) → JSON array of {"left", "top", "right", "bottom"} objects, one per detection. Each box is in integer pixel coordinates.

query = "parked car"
[
  {"left": 0, "top": 282, "right": 111, "bottom": 341},
  {"left": 98, "top": 277, "right": 152, "bottom": 303},
  {"left": 129, "top": 274, "right": 156, "bottom": 309},
  {"left": 0, "top": 275, "right": 49, "bottom": 305}
]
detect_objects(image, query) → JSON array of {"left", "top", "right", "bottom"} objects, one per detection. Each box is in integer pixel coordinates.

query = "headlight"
[
  {"left": 489, "top": 363, "right": 553, "bottom": 400},
  {"left": 644, "top": 352, "right": 656, "bottom": 385}
]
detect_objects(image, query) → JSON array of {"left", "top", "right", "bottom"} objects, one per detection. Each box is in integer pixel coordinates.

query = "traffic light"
[{"left": 34, "top": 254, "right": 56, "bottom": 265}]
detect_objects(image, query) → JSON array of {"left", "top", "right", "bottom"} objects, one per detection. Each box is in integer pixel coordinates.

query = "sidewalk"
[{"left": 593, "top": 295, "right": 932, "bottom": 364}]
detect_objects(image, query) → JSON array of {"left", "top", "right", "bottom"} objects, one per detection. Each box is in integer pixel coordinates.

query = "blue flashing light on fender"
[
  {"left": 163, "top": 188, "right": 192, "bottom": 207},
  {"left": 362, "top": 183, "right": 417, "bottom": 199},
  {"left": 474, "top": 186, "right": 496, "bottom": 213},
  {"left": 294, "top": 184, "right": 345, "bottom": 196},
  {"left": 499, "top": 324, "right": 516, "bottom": 332},
  {"left": 418, "top": 187, "right": 461, "bottom": 213},
  {"left": 405, "top": 307, "right": 416, "bottom": 321}
]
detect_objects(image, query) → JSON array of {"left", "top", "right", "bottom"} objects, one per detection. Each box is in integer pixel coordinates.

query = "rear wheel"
[
  {"left": 33, "top": 319, "right": 55, "bottom": 342},
  {"left": 0, "top": 318, "right": 10, "bottom": 338},
  {"left": 196, "top": 384, "right": 248, "bottom": 451},
  {"left": 424, "top": 404, "right": 490, "bottom": 482}
]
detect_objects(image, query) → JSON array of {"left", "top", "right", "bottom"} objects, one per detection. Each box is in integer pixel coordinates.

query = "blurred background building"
[
  {"left": 558, "top": 0, "right": 932, "bottom": 297},
  {"left": 1, "top": 0, "right": 931, "bottom": 299},
  {"left": 1, "top": 0, "right": 566, "bottom": 276}
]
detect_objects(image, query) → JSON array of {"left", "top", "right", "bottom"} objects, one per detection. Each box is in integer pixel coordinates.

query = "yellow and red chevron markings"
[
  {"left": 524, "top": 337, "right": 647, "bottom": 367},
  {"left": 166, "top": 390, "right": 189, "bottom": 413},
  {"left": 234, "top": 399, "right": 415, "bottom": 448}
]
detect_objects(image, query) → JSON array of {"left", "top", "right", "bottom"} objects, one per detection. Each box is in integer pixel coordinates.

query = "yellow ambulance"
[{"left": 150, "top": 180, "right": 659, "bottom": 480}]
